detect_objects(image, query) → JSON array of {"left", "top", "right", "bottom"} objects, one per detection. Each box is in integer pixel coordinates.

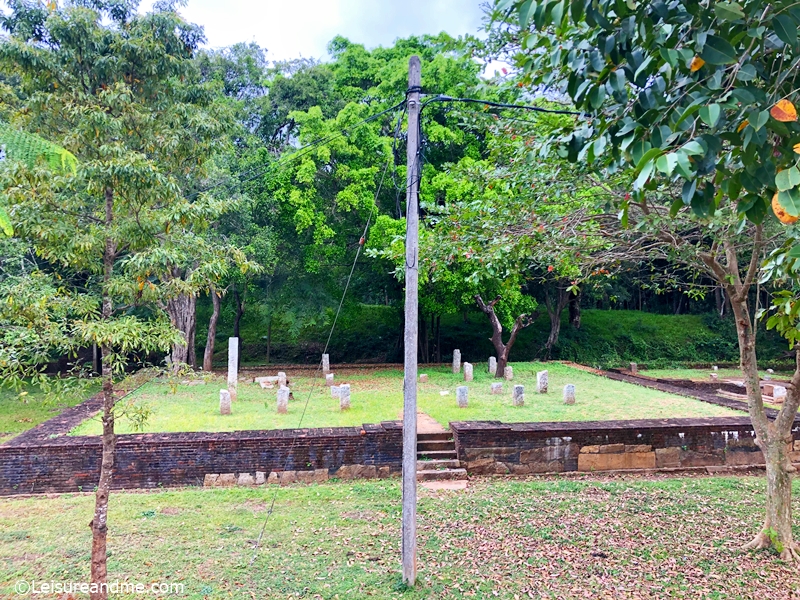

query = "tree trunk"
[
  {"left": 435, "top": 315, "right": 441, "bottom": 363},
  {"left": 202, "top": 288, "right": 221, "bottom": 372},
  {"left": 165, "top": 293, "right": 197, "bottom": 371},
  {"left": 569, "top": 288, "right": 581, "bottom": 329},
  {"left": 475, "top": 294, "right": 534, "bottom": 378},
  {"left": 90, "top": 187, "right": 117, "bottom": 600},
  {"left": 730, "top": 294, "right": 800, "bottom": 561},
  {"left": 233, "top": 288, "right": 245, "bottom": 370},
  {"left": 266, "top": 316, "right": 272, "bottom": 365},
  {"left": 544, "top": 286, "right": 570, "bottom": 358}
]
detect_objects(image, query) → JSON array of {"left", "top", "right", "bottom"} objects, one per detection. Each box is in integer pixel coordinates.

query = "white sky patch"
[{"left": 140, "top": 0, "right": 491, "bottom": 62}]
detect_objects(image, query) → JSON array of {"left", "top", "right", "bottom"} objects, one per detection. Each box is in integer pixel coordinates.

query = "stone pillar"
[
  {"left": 536, "top": 370, "right": 548, "bottom": 394},
  {"left": 488, "top": 357, "right": 497, "bottom": 376},
  {"left": 325, "top": 373, "right": 335, "bottom": 386},
  {"left": 504, "top": 366, "right": 513, "bottom": 381},
  {"left": 219, "top": 389, "right": 231, "bottom": 415},
  {"left": 774, "top": 386, "right": 787, "bottom": 402},
  {"left": 322, "top": 353, "right": 330, "bottom": 373},
  {"left": 712, "top": 365, "right": 718, "bottom": 371},
  {"left": 463, "top": 362, "right": 473, "bottom": 382},
  {"left": 490, "top": 382, "right": 502, "bottom": 394},
  {"left": 277, "top": 386, "right": 289, "bottom": 413},
  {"left": 278, "top": 371, "right": 287, "bottom": 387},
  {"left": 456, "top": 385, "right": 468, "bottom": 408},
  {"left": 710, "top": 373, "right": 719, "bottom": 381},
  {"left": 339, "top": 383, "right": 351, "bottom": 410},
  {"left": 419, "top": 374, "right": 428, "bottom": 382},
  {"left": 452, "top": 349, "right": 461, "bottom": 374},
  {"left": 513, "top": 384, "right": 524, "bottom": 407},
  {"left": 563, "top": 384, "right": 576, "bottom": 405},
  {"left": 227, "top": 337, "right": 238, "bottom": 402},
  {"left": 629, "top": 362, "right": 638, "bottom": 374}
]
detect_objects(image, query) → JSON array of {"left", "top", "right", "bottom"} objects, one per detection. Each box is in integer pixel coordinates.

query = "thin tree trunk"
[
  {"left": 266, "top": 316, "right": 272, "bottom": 365},
  {"left": 569, "top": 287, "right": 581, "bottom": 329},
  {"left": 90, "top": 187, "right": 117, "bottom": 600},
  {"left": 165, "top": 293, "right": 197, "bottom": 371},
  {"left": 202, "top": 288, "right": 221, "bottom": 372},
  {"left": 435, "top": 315, "right": 441, "bottom": 363},
  {"left": 233, "top": 288, "right": 245, "bottom": 370},
  {"left": 544, "top": 286, "right": 569, "bottom": 357}
]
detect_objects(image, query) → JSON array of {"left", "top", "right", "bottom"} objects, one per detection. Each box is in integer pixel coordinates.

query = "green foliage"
[
  {"left": 491, "top": 0, "right": 800, "bottom": 222},
  {"left": 0, "top": 121, "right": 77, "bottom": 175}
]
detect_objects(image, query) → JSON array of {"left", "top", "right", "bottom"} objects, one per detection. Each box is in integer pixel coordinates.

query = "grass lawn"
[
  {"left": 1, "top": 476, "right": 798, "bottom": 598},
  {"left": 642, "top": 367, "right": 793, "bottom": 381},
  {"left": 71, "top": 363, "right": 743, "bottom": 436},
  {"left": 0, "top": 381, "right": 99, "bottom": 444}
]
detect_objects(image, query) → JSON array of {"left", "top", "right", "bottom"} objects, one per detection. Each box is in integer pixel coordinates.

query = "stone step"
[
  {"left": 417, "top": 450, "right": 457, "bottom": 460},
  {"left": 417, "top": 440, "right": 455, "bottom": 452},
  {"left": 416, "top": 459, "right": 460, "bottom": 471},
  {"left": 416, "top": 468, "right": 468, "bottom": 482},
  {"left": 417, "top": 431, "right": 452, "bottom": 442}
]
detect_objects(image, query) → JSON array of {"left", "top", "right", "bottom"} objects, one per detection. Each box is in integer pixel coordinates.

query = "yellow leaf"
[
  {"left": 771, "top": 99, "right": 798, "bottom": 122},
  {"left": 690, "top": 56, "right": 705, "bottom": 72},
  {"left": 737, "top": 120, "right": 749, "bottom": 132},
  {"left": 793, "top": 142, "right": 800, "bottom": 154}
]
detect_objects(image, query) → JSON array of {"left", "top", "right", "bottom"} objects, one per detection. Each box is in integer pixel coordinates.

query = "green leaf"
[
  {"left": 682, "top": 179, "right": 697, "bottom": 205},
  {"left": 635, "top": 159, "right": 655, "bottom": 189},
  {"left": 519, "top": 0, "right": 535, "bottom": 28},
  {"left": 682, "top": 140, "right": 706, "bottom": 156},
  {"left": 0, "top": 207, "right": 12, "bottom": 237},
  {"left": 788, "top": 244, "right": 800, "bottom": 259},
  {"left": 699, "top": 103, "right": 721, "bottom": 127},
  {"left": 655, "top": 153, "right": 678, "bottom": 176},
  {"left": 634, "top": 147, "right": 664, "bottom": 172},
  {"left": 715, "top": 1, "right": 745, "bottom": 21},
  {"left": 675, "top": 102, "right": 702, "bottom": 127},
  {"left": 776, "top": 167, "right": 800, "bottom": 192},
  {"left": 778, "top": 188, "right": 800, "bottom": 216},
  {"left": 773, "top": 14, "right": 798, "bottom": 47},
  {"left": 588, "top": 85, "right": 606, "bottom": 108},
  {"left": 701, "top": 35, "right": 738, "bottom": 65}
]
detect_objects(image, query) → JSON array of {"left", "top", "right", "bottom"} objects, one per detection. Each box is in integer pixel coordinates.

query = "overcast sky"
[{"left": 141, "top": 0, "right": 489, "bottom": 63}]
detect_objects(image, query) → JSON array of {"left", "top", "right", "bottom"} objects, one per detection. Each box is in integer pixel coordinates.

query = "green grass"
[
  {"left": 70, "top": 363, "right": 743, "bottom": 436},
  {"left": 0, "top": 476, "right": 797, "bottom": 598},
  {"left": 642, "top": 367, "right": 792, "bottom": 381},
  {"left": 0, "top": 381, "right": 99, "bottom": 444}
]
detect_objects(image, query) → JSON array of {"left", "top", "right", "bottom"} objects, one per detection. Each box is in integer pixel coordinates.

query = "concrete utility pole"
[{"left": 402, "top": 55, "right": 421, "bottom": 587}]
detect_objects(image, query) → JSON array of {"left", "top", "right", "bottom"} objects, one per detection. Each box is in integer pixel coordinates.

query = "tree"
[
  {"left": 489, "top": 0, "right": 800, "bottom": 560},
  {"left": 0, "top": 2, "right": 228, "bottom": 594}
]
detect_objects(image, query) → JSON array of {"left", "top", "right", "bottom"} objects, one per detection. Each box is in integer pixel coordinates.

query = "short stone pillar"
[
  {"left": 322, "top": 353, "right": 330, "bottom": 373},
  {"left": 219, "top": 389, "right": 231, "bottom": 415},
  {"left": 774, "top": 385, "right": 788, "bottom": 402},
  {"left": 513, "top": 385, "right": 525, "bottom": 407},
  {"left": 325, "top": 373, "right": 335, "bottom": 386},
  {"left": 712, "top": 365, "right": 719, "bottom": 371},
  {"left": 456, "top": 385, "right": 468, "bottom": 408},
  {"left": 563, "top": 384, "right": 576, "bottom": 405},
  {"left": 278, "top": 371, "right": 287, "bottom": 387},
  {"left": 629, "top": 362, "right": 638, "bottom": 374},
  {"left": 339, "top": 383, "right": 351, "bottom": 410},
  {"left": 227, "top": 337, "right": 238, "bottom": 402},
  {"left": 419, "top": 374, "right": 428, "bottom": 382},
  {"left": 463, "top": 362, "right": 473, "bottom": 382},
  {"left": 710, "top": 373, "right": 719, "bottom": 381},
  {"left": 490, "top": 382, "right": 503, "bottom": 394},
  {"left": 767, "top": 368, "right": 775, "bottom": 374},
  {"left": 277, "top": 386, "right": 289, "bottom": 413},
  {"left": 504, "top": 366, "right": 513, "bottom": 381},
  {"left": 452, "top": 349, "right": 461, "bottom": 374},
  {"left": 536, "top": 370, "right": 548, "bottom": 394},
  {"left": 488, "top": 357, "right": 497, "bottom": 376}
]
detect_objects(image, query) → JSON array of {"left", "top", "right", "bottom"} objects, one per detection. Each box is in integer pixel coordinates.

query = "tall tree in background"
[
  {"left": 488, "top": 0, "right": 800, "bottom": 560},
  {"left": 0, "top": 2, "right": 229, "bottom": 594}
]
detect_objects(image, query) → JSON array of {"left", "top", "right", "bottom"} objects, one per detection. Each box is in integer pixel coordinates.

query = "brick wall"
[
  {"left": 451, "top": 417, "right": 800, "bottom": 475},
  {"left": 0, "top": 422, "right": 402, "bottom": 495}
]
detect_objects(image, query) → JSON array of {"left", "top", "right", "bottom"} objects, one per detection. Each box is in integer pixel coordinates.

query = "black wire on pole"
[{"left": 420, "top": 94, "right": 587, "bottom": 117}]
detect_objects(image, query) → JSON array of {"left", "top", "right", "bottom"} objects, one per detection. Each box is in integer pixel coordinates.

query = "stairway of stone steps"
[{"left": 416, "top": 431, "right": 468, "bottom": 481}]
